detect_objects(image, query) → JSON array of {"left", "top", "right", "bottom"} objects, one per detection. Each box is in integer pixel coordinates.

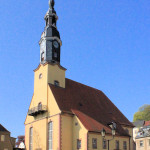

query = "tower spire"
[
  {"left": 39, "top": 0, "right": 62, "bottom": 64},
  {"left": 49, "top": 0, "right": 55, "bottom": 10}
]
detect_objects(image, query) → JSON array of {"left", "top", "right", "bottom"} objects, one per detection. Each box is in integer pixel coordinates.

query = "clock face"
[{"left": 53, "top": 41, "right": 59, "bottom": 48}]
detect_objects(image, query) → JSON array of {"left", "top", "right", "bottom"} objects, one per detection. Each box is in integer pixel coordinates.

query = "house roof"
[
  {"left": 49, "top": 78, "right": 134, "bottom": 136},
  {"left": 133, "top": 120, "right": 145, "bottom": 127},
  {"left": 144, "top": 121, "right": 150, "bottom": 127},
  {"left": 0, "top": 124, "right": 10, "bottom": 133}
]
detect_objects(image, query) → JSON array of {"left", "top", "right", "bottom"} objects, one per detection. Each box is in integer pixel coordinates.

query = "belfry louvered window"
[
  {"left": 29, "top": 127, "right": 33, "bottom": 150},
  {"left": 48, "top": 122, "right": 53, "bottom": 150},
  {"left": 41, "top": 52, "right": 44, "bottom": 61}
]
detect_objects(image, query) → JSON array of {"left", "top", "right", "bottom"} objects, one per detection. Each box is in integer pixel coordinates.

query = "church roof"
[
  {"left": 49, "top": 78, "right": 134, "bottom": 136},
  {"left": 0, "top": 124, "right": 10, "bottom": 132}
]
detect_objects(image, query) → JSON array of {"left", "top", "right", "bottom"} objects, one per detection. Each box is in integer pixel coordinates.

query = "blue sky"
[{"left": 0, "top": 0, "right": 150, "bottom": 137}]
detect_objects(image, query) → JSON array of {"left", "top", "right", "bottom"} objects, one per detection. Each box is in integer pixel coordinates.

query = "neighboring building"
[
  {"left": 15, "top": 136, "right": 25, "bottom": 149},
  {"left": 133, "top": 120, "right": 145, "bottom": 142},
  {"left": 133, "top": 120, "right": 150, "bottom": 150},
  {"left": 135, "top": 124, "right": 150, "bottom": 150},
  {"left": 0, "top": 124, "right": 16, "bottom": 150},
  {"left": 25, "top": 0, "right": 134, "bottom": 150},
  {"left": 18, "top": 142, "right": 25, "bottom": 149}
]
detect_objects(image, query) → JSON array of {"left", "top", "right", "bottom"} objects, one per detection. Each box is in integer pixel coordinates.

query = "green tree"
[{"left": 133, "top": 105, "right": 150, "bottom": 122}]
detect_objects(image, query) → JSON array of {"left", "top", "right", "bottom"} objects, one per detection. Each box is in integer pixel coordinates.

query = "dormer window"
[{"left": 54, "top": 80, "right": 59, "bottom": 87}]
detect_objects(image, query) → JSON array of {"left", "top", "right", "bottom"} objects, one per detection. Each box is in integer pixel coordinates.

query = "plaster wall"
[
  {"left": 136, "top": 137, "right": 150, "bottom": 150},
  {"left": 72, "top": 116, "right": 88, "bottom": 150},
  {"left": 88, "top": 133, "right": 130, "bottom": 150},
  {"left": 61, "top": 115, "right": 73, "bottom": 150}
]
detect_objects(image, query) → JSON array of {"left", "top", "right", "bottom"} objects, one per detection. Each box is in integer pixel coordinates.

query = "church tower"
[{"left": 39, "top": 0, "right": 62, "bottom": 64}]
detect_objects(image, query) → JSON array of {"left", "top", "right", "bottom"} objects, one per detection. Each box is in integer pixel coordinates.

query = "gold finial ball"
[{"left": 49, "top": 0, "right": 55, "bottom": 9}]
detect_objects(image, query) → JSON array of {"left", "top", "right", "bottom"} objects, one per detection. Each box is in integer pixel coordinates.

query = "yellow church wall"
[
  {"left": 61, "top": 114, "right": 73, "bottom": 150},
  {"left": 73, "top": 116, "right": 88, "bottom": 150},
  {"left": 34, "top": 64, "right": 48, "bottom": 106},
  {"left": 25, "top": 118, "right": 47, "bottom": 150},
  {"left": 48, "top": 85, "right": 61, "bottom": 116},
  {"left": 47, "top": 64, "right": 66, "bottom": 88},
  {"left": 25, "top": 114, "right": 60, "bottom": 150},
  {"left": 25, "top": 63, "right": 62, "bottom": 124},
  {"left": 48, "top": 115, "right": 60, "bottom": 150},
  {"left": 88, "top": 133, "right": 130, "bottom": 150}
]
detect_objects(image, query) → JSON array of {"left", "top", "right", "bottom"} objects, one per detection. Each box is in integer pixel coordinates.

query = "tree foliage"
[{"left": 133, "top": 105, "right": 150, "bottom": 122}]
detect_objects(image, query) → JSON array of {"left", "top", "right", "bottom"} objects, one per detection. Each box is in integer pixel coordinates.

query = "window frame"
[
  {"left": 48, "top": 122, "right": 53, "bottom": 150},
  {"left": 54, "top": 80, "right": 59, "bottom": 87},
  {"left": 116, "top": 140, "right": 119, "bottom": 150},
  {"left": 41, "top": 52, "right": 44, "bottom": 61},
  {"left": 140, "top": 140, "right": 144, "bottom": 147},
  {"left": 38, "top": 102, "right": 42, "bottom": 110},
  {"left": 77, "top": 139, "right": 81, "bottom": 149},
  {"left": 123, "top": 141, "right": 127, "bottom": 150},
  {"left": 92, "top": 138, "right": 97, "bottom": 149},
  {"left": 29, "top": 127, "right": 33, "bottom": 150},
  {"left": 1, "top": 135, "right": 5, "bottom": 142},
  {"left": 39, "top": 73, "right": 43, "bottom": 79},
  {"left": 103, "top": 139, "right": 107, "bottom": 149}
]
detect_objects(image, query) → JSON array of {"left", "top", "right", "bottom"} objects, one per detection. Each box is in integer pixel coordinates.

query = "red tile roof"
[
  {"left": 49, "top": 78, "right": 133, "bottom": 136},
  {"left": 144, "top": 121, "right": 150, "bottom": 126}
]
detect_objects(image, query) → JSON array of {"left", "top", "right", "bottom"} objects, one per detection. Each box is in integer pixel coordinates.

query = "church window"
[
  {"left": 116, "top": 140, "right": 119, "bottom": 150},
  {"left": 38, "top": 102, "right": 42, "bottom": 110},
  {"left": 39, "top": 73, "right": 42, "bottom": 79},
  {"left": 48, "top": 122, "right": 53, "bottom": 150},
  {"left": 77, "top": 139, "right": 81, "bottom": 149},
  {"left": 29, "top": 127, "right": 33, "bottom": 150},
  {"left": 92, "top": 138, "right": 97, "bottom": 149},
  {"left": 1, "top": 135, "right": 5, "bottom": 141},
  {"left": 54, "top": 80, "right": 59, "bottom": 87},
  {"left": 103, "top": 139, "right": 107, "bottom": 149},
  {"left": 41, "top": 52, "right": 44, "bottom": 61},
  {"left": 123, "top": 141, "right": 127, "bottom": 150}
]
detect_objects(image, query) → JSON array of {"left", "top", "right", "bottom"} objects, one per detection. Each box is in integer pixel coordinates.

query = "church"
[{"left": 24, "top": 0, "right": 134, "bottom": 150}]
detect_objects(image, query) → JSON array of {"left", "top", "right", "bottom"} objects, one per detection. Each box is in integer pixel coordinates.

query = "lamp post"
[{"left": 101, "top": 122, "right": 116, "bottom": 150}]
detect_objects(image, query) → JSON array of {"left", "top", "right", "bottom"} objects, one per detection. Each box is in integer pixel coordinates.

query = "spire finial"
[{"left": 49, "top": 0, "right": 55, "bottom": 10}]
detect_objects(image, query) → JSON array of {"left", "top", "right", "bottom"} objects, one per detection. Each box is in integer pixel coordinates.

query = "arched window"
[
  {"left": 29, "top": 127, "right": 33, "bottom": 150},
  {"left": 46, "top": 18, "right": 48, "bottom": 26},
  {"left": 48, "top": 122, "right": 53, "bottom": 150},
  {"left": 41, "top": 52, "right": 44, "bottom": 61},
  {"left": 38, "top": 102, "right": 42, "bottom": 111}
]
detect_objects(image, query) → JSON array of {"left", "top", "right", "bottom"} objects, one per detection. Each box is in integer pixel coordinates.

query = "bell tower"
[{"left": 39, "top": 0, "right": 62, "bottom": 64}]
